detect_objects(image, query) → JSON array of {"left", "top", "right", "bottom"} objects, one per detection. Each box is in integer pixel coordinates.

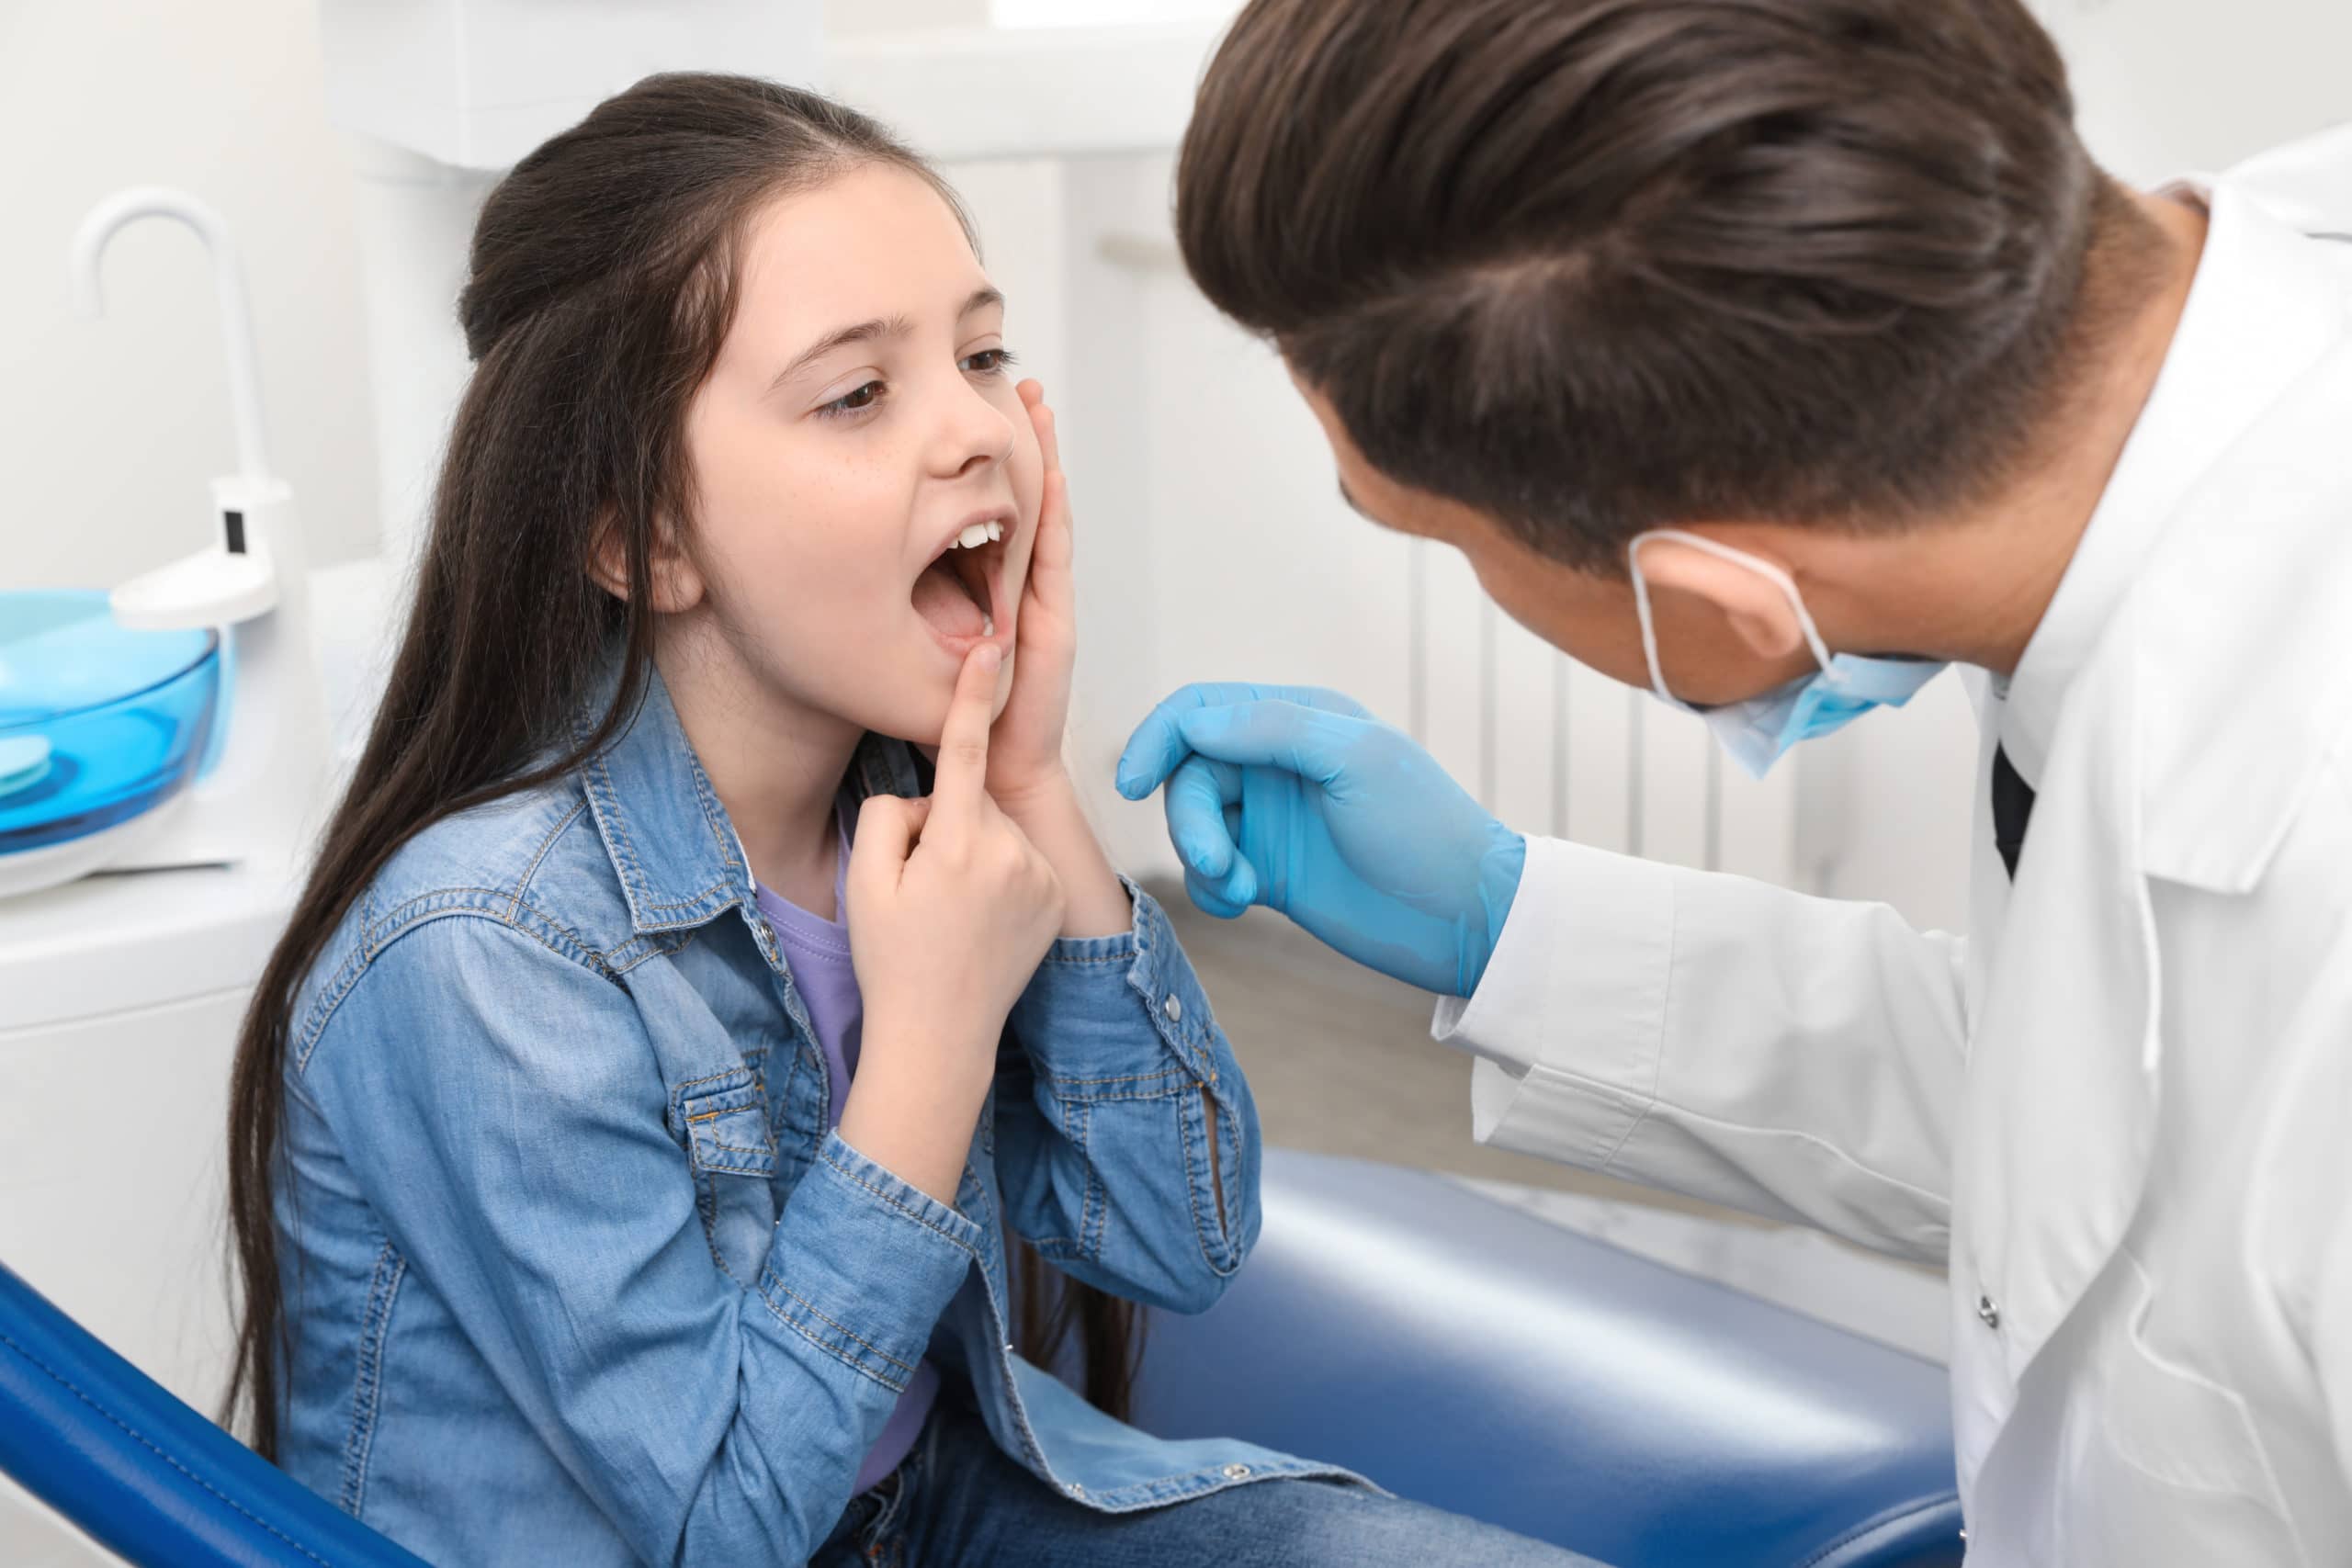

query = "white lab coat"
[{"left": 1436, "top": 128, "right": 2352, "bottom": 1566}]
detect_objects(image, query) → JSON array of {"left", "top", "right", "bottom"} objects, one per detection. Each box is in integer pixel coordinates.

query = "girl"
[{"left": 222, "top": 73, "right": 1595, "bottom": 1568}]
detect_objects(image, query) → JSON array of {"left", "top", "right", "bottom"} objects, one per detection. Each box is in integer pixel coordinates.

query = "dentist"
[{"left": 1116, "top": 0, "right": 2352, "bottom": 1561}]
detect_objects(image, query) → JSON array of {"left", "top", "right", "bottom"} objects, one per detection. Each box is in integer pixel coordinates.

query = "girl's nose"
[{"left": 934, "top": 383, "right": 1019, "bottom": 479}]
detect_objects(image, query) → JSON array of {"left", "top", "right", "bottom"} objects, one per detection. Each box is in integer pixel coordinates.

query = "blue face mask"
[{"left": 1630, "top": 530, "right": 1946, "bottom": 780}]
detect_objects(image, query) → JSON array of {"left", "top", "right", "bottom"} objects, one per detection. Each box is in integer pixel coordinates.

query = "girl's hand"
[
  {"left": 986, "top": 381, "right": 1076, "bottom": 809},
  {"left": 842, "top": 645, "right": 1067, "bottom": 1202}
]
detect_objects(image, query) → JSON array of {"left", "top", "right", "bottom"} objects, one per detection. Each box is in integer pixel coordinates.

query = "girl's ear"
[{"left": 588, "top": 511, "right": 707, "bottom": 614}]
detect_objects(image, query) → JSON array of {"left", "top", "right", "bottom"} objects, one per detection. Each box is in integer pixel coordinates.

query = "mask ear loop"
[
  {"left": 1628, "top": 534, "right": 1694, "bottom": 713},
  {"left": 1626, "top": 529, "right": 1837, "bottom": 705}
]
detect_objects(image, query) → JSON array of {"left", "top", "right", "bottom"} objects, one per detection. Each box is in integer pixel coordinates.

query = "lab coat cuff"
[
  {"left": 761, "top": 1131, "right": 981, "bottom": 1393},
  {"left": 1432, "top": 836, "right": 1676, "bottom": 1164}
]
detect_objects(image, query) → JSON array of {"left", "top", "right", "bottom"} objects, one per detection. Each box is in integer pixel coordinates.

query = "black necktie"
[{"left": 1992, "top": 745, "right": 2036, "bottom": 880}]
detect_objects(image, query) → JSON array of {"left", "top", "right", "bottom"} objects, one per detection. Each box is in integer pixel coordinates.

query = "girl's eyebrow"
[{"left": 770, "top": 288, "right": 1006, "bottom": 393}]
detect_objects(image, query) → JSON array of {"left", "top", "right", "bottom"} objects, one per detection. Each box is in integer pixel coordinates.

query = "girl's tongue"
[{"left": 911, "top": 547, "right": 991, "bottom": 639}]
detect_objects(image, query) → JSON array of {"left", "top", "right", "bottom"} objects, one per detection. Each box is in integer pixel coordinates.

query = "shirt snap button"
[
  {"left": 1066, "top": 1482, "right": 1085, "bottom": 1497},
  {"left": 1222, "top": 1463, "right": 1251, "bottom": 1480},
  {"left": 1163, "top": 994, "right": 1182, "bottom": 1022},
  {"left": 1977, "top": 1294, "right": 2000, "bottom": 1330}
]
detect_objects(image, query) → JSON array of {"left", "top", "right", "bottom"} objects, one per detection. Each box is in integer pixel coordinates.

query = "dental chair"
[
  {"left": 0, "top": 1150, "right": 1960, "bottom": 1566},
  {"left": 1131, "top": 1152, "right": 1962, "bottom": 1567}
]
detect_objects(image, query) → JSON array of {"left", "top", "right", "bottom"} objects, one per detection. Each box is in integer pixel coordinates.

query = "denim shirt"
[{"left": 273, "top": 670, "right": 1352, "bottom": 1565}]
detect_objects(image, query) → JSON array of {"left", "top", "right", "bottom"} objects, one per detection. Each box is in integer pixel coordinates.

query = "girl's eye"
[
  {"left": 962, "top": 347, "right": 1018, "bottom": 377},
  {"left": 820, "top": 380, "right": 885, "bottom": 418}
]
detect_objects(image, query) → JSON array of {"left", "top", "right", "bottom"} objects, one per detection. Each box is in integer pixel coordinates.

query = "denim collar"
[{"left": 571, "top": 655, "right": 926, "bottom": 934}]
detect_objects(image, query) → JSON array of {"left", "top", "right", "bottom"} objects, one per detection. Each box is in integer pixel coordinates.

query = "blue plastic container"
[{"left": 0, "top": 592, "right": 221, "bottom": 858}]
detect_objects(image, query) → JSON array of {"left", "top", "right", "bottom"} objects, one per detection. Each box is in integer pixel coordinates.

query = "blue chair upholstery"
[
  {"left": 0, "top": 1260, "right": 429, "bottom": 1567},
  {"left": 1, "top": 1150, "right": 1959, "bottom": 1566},
  {"left": 1130, "top": 1149, "right": 1963, "bottom": 1567}
]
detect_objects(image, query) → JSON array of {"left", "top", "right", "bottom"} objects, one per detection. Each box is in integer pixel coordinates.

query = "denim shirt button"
[
  {"left": 1162, "top": 994, "right": 1182, "bottom": 1023},
  {"left": 1066, "top": 1482, "right": 1085, "bottom": 1497},
  {"left": 1223, "top": 1463, "right": 1251, "bottom": 1479}
]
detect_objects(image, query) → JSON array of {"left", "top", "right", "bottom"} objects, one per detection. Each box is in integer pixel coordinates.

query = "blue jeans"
[{"left": 809, "top": 1397, "right": 1607, "bottom": 1568}]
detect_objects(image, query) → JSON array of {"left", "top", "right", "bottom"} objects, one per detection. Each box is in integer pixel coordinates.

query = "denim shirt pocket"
[{"left": 676, "top": 1066, "right": 777, "bottom": 1283}]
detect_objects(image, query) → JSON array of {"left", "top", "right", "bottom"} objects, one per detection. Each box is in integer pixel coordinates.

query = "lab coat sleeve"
[
  {"left": 2309, "top": 1129, "right": 2352, "bottom": 1513},
  {"left": 1432, "top": 834, "right": 1966, "bottom": 1262},
  {"left": 2288, "top": 913, "right": 2352, "bottom": 1507},
  {"left": 297, "top": 914, "right": 979, "bottom": 1568}
]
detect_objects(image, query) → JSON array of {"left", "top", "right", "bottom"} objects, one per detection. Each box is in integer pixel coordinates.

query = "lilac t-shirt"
[{"left": 753, "top": 817, "right": 940, "bottom": 1495}]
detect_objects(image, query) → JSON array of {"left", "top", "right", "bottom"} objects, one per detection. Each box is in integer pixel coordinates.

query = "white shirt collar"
[{"left": 1999, "top": 176, "right": 2349, "bottom": 785}]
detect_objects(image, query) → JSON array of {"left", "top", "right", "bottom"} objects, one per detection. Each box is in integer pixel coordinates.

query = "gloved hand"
[{"left": 1115, "top": 683, "right": 1525, "bottom": 997}]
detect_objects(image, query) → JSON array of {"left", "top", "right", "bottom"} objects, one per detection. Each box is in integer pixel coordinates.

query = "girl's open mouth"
[{"left": 911, "top": 519, "right": 1010, "bottom": 648}]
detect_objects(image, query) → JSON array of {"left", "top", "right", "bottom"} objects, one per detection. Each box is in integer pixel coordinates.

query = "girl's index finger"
[{"left": 932, "top": 643, "right": 1003, "bottom": 822}]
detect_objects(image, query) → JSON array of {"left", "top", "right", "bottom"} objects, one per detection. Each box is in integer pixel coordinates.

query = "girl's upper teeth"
[{"left": 949, "top": 521, "right": 1006, "bottom": 551}]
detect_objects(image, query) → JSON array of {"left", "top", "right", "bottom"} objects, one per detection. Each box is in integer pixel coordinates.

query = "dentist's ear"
[
  {"left": 588, "top": 511, "right": 707, "bottom": 614},
  {"left": 1632, "top": 534, "right": 1807, "bottom": 663}
]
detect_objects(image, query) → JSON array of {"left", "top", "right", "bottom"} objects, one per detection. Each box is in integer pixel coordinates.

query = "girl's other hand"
[
  {"left": 842, "top": 644, "right": 1067, "bottom": 1201},
  {"left": 986, "top": 381, "right": 1076, "bottom": 808}
]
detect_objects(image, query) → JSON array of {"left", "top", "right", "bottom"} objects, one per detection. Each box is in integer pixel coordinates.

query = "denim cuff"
[
  {"left": 1018, "top": 877, "right": 1217, "bottom": 1086},
  {"left": 760, "top": 1131, "right": 982, "bottom": 1392}
]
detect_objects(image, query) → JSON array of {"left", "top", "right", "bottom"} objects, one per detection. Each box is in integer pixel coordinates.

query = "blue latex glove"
[{"left": 1115, "top": 683, "right": 1526, "bottom": 998}]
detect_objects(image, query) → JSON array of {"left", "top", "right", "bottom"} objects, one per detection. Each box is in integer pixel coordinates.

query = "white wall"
[
  {"left": 993, "top": 0, "right": 1231, "bottom": 24},
  {"left": 0, "top": 0, "right": 1001, "bottom": 599},
  {"left": 2041, "top": 0, "right": 2352, "bottom": 185},
  {"left": 8, "top": 0, "right": 2346, "bottom": 929},
  {"left": 2, "top": 0, "right": 379, "bottom": 588}
]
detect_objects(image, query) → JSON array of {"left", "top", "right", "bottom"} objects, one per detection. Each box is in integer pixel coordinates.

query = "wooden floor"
[{"left": 1150, "top": 880, "right": 1758, "bottom": 1224}]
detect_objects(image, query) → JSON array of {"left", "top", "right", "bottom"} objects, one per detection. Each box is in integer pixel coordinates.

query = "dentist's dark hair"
[
  {"left": 1176, "top": 0, "right": 2169, "bottom": 571},
  {"left": 225, "top": 72, "right": 1139, "bottom": 1461}
]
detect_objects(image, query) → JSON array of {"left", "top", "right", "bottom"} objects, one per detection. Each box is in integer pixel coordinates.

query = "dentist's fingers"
[
  {"left": 1183, "top": 865, "right": 1254, "bottom": 921},
  {"left": 1163, "top": 755, "right": 1242, "bottom": 877},
  {"left": 1163, "top": 757, "right": 1259, "bottom": 906},
  {"left": 1115, "top": 683, "right": 1377, "bottom": 799},
  {"left": 1170, "top": 700, "right": 1364, "bottom": 786},
  {"left": 932, "top": 644, "right": 1003, "bottom": 829}
]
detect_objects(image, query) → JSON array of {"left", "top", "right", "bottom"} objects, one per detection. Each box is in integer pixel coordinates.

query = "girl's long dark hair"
[{"left": 224, "top": 72, "right": 1137, "bottom": 1460}]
